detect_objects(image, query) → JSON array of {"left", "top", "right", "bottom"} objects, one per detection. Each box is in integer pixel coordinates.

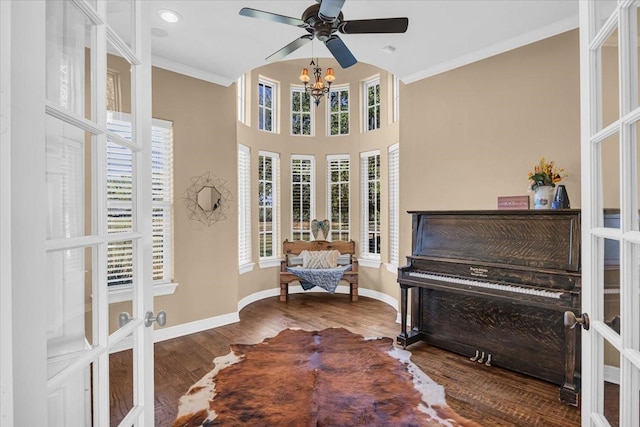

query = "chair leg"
[
  {"left": 280, "top": 283, "right": 288, "bottom": 302},
  {"left": 350, "top": 283, "right": 358, "bottom": 302}
]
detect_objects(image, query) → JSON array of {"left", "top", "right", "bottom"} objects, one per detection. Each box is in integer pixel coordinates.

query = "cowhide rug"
[{"left": 172, "top": 328, "right": 480, "bottom": 427}]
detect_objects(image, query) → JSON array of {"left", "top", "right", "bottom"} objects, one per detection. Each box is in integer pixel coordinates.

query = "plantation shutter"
[
  {"left": 388, "top": 144, "right": 399, "bottom": 266},
  {"left": 291, "top": 155, "right": 315, "bottom": 241},
  {"left": 238, "top": 144, "right": 251, "bottom": 265},
  {"left": 106, "top": 116, "right": 172, "bottom": 286},
  {"left": 327, "top": 154, "right": 350, "bottom": 241}
]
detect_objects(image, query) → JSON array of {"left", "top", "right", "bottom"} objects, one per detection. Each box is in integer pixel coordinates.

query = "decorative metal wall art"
[{"left": 184, "top": 171, "right": 232, "bottom": 226}]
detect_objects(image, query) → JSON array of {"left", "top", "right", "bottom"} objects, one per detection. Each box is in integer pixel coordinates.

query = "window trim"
[
  {"left": 386, "top": 143, "right": 399, "bottom": 273},
  {"left": 258, "top": 77, "right": 277, "bottom": 133},
  {"left": 291, "top": 154, "right": 315, "bottom": 241},
  {"left": 327, "top": 84, "right": 350, "bottom": 136},
  {"left": 290, "top": 85, "right": 314, "bottom": 137},
  {"left": 360, "top": 149, "right": 381, "bottom": 267},
  {"left": 326, "top": 154, "right": 350, "bottom": 242},
  {"left": 237, "top": 74, "right": 246, "bottom": 124},
  {"left": 238, "top": 144, "right": 254, "bottom": 274},
  {"left": 105, "top": 113, "right": 177, "bottom": 301},
  {"left": 258, "top": 150, "right": 280, "bottom": 266},
  {"left": 363, "top": 75, "right": 381, "bottom": 132}
]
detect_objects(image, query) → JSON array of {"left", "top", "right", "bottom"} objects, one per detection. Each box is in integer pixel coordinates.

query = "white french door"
[
  {"left": 4, "top": 0, "right": 155, "bottom": 425},
  {"left": 580, "top": 1, "right": 640, "bottom": 426}
]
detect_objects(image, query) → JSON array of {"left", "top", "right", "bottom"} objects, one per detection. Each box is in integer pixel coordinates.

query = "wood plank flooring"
[{"left": 109, "top": 293, "right": 586, "bottom": 426}]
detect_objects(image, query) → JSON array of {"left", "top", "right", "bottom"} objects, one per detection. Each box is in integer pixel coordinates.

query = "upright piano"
[{"left": 397, "top": 210, "right": 582, "bottom": 406}]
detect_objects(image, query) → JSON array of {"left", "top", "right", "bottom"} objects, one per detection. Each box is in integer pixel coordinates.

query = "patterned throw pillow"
[{"left": 301, "top": 250, "right": 339, "bottom": 269}]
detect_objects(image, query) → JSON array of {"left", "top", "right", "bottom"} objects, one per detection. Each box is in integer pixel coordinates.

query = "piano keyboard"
[{"left": 407, "top": 271, "right": 563, "bottom": 299}]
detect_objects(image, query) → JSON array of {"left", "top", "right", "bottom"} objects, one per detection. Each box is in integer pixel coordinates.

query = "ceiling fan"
[{"left": 239, "top": 0, "right": 409, "bottom": 68}]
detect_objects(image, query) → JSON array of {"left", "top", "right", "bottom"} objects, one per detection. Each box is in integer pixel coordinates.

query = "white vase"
[{"left": 533, "top": 185, "right": 554, "bottom": 209}]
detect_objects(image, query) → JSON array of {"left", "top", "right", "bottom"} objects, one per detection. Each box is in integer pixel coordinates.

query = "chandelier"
[{"left": 299, "top": 58, "right": 335, "bottom": 107}]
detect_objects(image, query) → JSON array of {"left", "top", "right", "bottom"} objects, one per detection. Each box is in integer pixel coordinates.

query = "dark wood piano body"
[{"left": 397, "top": 210, "right": 581, "bottom": 405}]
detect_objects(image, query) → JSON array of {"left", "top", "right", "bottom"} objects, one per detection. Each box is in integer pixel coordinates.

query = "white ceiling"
[{"left": 133, "top": 0, "right": 579, "bottom": 86}]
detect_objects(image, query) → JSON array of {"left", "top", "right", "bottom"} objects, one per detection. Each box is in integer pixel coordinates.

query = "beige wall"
[
  {"left": 104, "top": 29, "right": 587, "bottom": 332},
  {"left": 399, "top": 29, "right": 581, "bottom": 263}
]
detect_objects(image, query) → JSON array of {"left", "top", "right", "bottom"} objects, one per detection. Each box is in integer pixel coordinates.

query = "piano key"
[{"left": 406, "top": 271, "right": 563, "bottom": 299}]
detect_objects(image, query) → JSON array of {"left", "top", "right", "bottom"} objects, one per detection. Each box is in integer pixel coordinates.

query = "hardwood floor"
[{"left": 110, "top": 293, "right": 584, "bottom": 426}]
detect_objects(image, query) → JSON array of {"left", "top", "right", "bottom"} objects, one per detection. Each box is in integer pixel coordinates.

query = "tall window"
[
  {"left": 291, "top": 155, "right": 315, "bottom": 241},
  {"left": 291, "top": 86, "right": 312, "bottom": 136},
  {"left": 258, "top": 78, "right": 276, "bottom": 132},
  {"left": 361, "top": 150, "right": 381, "bottom": 259},
  {"left": 388, "top": 144, "right": 399, "bottom": 266},
  {"left": 364, "top": 76, "right": 380, "bottom": 131},
  {"left": 237, "top": 74, "right": 246, "bottom": 124},
  {"left": 393, "top": 75, "right": 400, "bottom": 123},
  {"left": 258, "top": 151, "right": 279, "bottom": 259},
  {"left": 327, "top": 155, "right": 350, "bottom": 241},
  {"left": 328, "top": 85, "right": 349, "bottom": 136},
  {"left": 106, "top": 114, "right": 173, "bottom": 286},
  {"left": 238, "top": 144, "right": 252, "bottom": 270}
]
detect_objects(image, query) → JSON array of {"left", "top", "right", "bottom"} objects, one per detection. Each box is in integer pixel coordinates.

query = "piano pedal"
[
  {"left": 485, "top": 353, "right": 492, "bottom": 366},
  {"left": 477, "top": 351, "right": 486, "bottom": 364},
  {"left": 470, "top": 350, "right": 480, "bottom": 361}
]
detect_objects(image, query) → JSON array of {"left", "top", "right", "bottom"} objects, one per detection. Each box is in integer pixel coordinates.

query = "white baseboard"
[
  {"left": 604, "top": 364, "right": 620, "bottom": 385},
  {"left": 111, "top": 286, "right": 400, "bottom": 353}
]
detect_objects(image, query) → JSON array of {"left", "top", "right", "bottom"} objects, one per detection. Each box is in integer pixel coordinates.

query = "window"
[
  {"left": 237, "top": 74, "right": 246, "bottom": 124},
  {"left": 327, "top": 155, "right": 350, "bottom": 241},
  {"left": 364, "top": 76, "right": 380, "bottom": 131},
  {"left": 291, "top": 155, "right": 315, "bottom": 241},
  {"left": 388, "top": 144, "right": 399, "bottom": 268},
  {"left": 291, "top": 86, "right": 312, "bottom": 136},
  {"left": 258, "top": 78, "right": 276, "bottom": 132},
  {"left": 328, "top": 85, "right": 349, "bottom": 136},
  {"left": 393, "top": 75, "right": 400, "bottom": 123},
  {"left": 360, "top": 150, "right": 381, "bottom": 261},
  {"left": 258, "top": 151, "right": 279, "bottom": 261},
  {"left": 106, "top": 114, "right": 174, "bottom": 286},
  {"left": 238, "top": 144, "right": 252, "bottom": 272}
]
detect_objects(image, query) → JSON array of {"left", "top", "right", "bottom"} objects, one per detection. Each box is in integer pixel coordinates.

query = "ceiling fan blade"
[
  {"left": 318, "top": 0, "right": 345, "bottom": 21},
  {"left": 265, "top": 35, "right": 313, "bottom": 62},
  {"left": 339, "top": 17, "right": 409, "bottom": 34},
  {"left": 325, "top": 35, "right": 357, "bottom": 68},
  {"left": 239, "top": 7, "right": 305, "bottom": 27}
]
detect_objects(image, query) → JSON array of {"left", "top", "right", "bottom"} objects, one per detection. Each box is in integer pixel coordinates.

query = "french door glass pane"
[
  {"left": 47, "top": 367, "right": 92, "bottom": 427},
  {"left": 46, "top": 247, "right": 92, "bottom": 376},
  {"left": 45, "top": 1, "right": 93, "bottom": 120},
  {"left": 107, "top": 0, "right": 133, "bottom": 50},
  {"left": 602, "top": 235, "right": 621, "bottom": 336},
  {"left": 603, "top": 345, "right": 621, "bottom": 427},
  {"left": 107, "top": 139, "right": 133, "bottom": 234},
  {"left": 107, "top": 41, "right": 132, "bottom": 115},
  {"left": 601, "top": 132, "right": 621, "bottom": 210},
  {"left": 109, "top": 349, "right": 134, "bottom": 426},
  {"left": 600, "top": 28, "right": 619, "bottom": 132},
  {"left": 45, "top": 116, "right": 91, "bottom": 240}
]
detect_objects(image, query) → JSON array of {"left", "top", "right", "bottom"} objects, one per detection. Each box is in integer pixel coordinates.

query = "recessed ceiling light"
[
  {"left": 157, "top": 9, "right": 182, "bottom": 23},
  {"left": 382, "top": 45, "right": 396, "bottom": 54}
]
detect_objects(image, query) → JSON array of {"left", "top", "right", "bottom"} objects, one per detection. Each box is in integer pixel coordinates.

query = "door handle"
[
  {"left": 145, "top": 310, "right": 167, "bottom": 327},
  {"left": 564, "top": 311, "right": 590, "bottom": 330}
]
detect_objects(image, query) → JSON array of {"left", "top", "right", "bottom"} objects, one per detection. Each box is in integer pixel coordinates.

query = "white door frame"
[
  {"left": 580, "top": 1, "right": 640, "bottom": 426},
  {"left": 1, "top": 1, "right": 156, "bottom": 425}
]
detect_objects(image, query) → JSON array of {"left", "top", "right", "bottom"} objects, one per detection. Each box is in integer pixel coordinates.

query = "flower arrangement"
[{"left": 527, "top": 157, "right": 566, "bottom": 191}]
